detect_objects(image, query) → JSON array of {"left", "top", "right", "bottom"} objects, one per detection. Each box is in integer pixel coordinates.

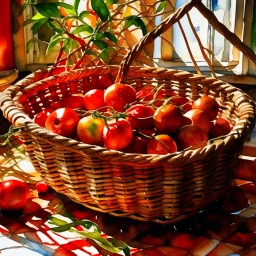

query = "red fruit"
[
  {"left": 183, "top": 109, "right": 211, "bottom": 134},
  {"left": 77, "top": 115, "right": 105, "bottom": 146},
  {"left": 209, "top": 117, "right": 232, "bottom": 138},
  {"left": 34, "top": 108, "right": 54, "bottom": 127},
  {"left": 153, "top": 104, "right": 183, "bottom": 134},
  {"left": 36, "top": 181, "right": 49, "bottom": 193},
  {"left": 98, "top": 75, "right": 112, "bottom": 89},
  {"left": 103, "top": 119, "right": 133, "bottom": 150},
  {"left": 60, "top": 94, "right": 85, "bottom": 109},
  {"left": 147, "top": 134, "right": 177, "bottom": 155},
  {"left": 0, "top": 180, "right": 30, "bottom": 211},
  {"left": 122, "top": 136, "right": 148, "bottom": 154},
  {"left": 45, "top": 108, "right": 80, "bottom": 137},
  {"left": 176, "top": 125, "right": 208, "bottom": 150},
  {"left": 126, "top": 104, "right": 155, "bottom": 129},
  {"left": 84, "top": 89, "right": 105, "bottom": 111},
  {"left": 192, "top": 95, "right": 219, "bottom": 121},
  {"left": 50, "top": 101, "right": 61, "bottom": 110},
  {"left": 104, "top": 83, "right": 137, "bottom": 112}
]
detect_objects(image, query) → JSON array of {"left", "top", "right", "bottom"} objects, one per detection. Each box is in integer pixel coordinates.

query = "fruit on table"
[
  {"left": 0, "top": 180, "right": 30, "bottom": 211},
  {"left": 36, "top": 181, "right": 49, "bottom": 193},
  {"left": 77, "top": 115, "right": 105, "bottom": 146},
  {"left": 45, "top": 107, "right": 80, "bottom": 137}
]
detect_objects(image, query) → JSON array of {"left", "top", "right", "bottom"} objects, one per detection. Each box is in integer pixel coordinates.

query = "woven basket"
[{"left": 1, "top": 0, "right": 256, "bottom": 224}]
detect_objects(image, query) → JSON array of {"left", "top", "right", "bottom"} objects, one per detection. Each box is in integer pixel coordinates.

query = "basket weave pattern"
[{"left": 1, "top": 0, "right": 256, "bottom": 223}]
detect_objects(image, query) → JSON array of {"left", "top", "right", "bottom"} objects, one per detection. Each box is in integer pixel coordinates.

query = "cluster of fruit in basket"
[{"left": 34, "top": 75, "right": 232, "bottom": 154}]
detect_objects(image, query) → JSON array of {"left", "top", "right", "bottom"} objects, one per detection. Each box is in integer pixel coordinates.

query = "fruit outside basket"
[{"left": 1, "top": 0, "right": 256, "bottom": 224}]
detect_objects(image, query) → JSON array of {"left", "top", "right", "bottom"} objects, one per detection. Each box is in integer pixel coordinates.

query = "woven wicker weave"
[{"left": 0, "top": 0, "right": 256, "bottom": 223}]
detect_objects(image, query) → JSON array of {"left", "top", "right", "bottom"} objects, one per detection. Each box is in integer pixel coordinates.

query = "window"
[{"left": 22, "top": 0, "right": 255, "bottom": 77}]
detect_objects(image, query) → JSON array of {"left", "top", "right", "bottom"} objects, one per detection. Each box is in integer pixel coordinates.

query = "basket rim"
[{"left": 0, "top": 65, "right": 255, "bottom": 165}]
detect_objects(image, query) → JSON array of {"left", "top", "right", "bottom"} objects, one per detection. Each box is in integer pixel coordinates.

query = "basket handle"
[{"left": 116, "top": 0, "right": 256, "bottom": 83}]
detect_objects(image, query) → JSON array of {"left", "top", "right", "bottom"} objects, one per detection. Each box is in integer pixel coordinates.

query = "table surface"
[{"left": 1, "top": 128, "right": 256, "bottom": 256}]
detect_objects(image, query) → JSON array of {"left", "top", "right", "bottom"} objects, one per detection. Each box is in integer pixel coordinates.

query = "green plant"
[{"left": 22, "top": 0, "right": 166, "bottom": 71}]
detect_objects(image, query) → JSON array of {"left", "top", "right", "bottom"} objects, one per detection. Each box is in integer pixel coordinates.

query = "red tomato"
[
  {"left": 153, "top": 104, "right": 183, "bottom": 134},
  {"left": 36, "top": 181, "right": 49, "bottom": 193},
  {"left": 0, "top": 180, "right": 30, "bottom": 211},
  {"left": 147, "top": 134, "right": 177, "bottom": 154},
  {"left": 84, "top": 89, "right": 105, "bottom": 111},
  {"left": 104, "top": 83, "right": 136, "bottom": 112},
  {"left": 103, "top": 119, "right": 133, "bottom": 150},
  {"left": 50, "top": 101, "right": 62, "bottom": 110},
  {"left": 34, "top": 108, "right": 54, "bottom": 127},
  {"left": 77, "top": 115, "right": 105, "bottom": 146},
  {"left": 98, "top": 75, "right": 112, "bottom": 89},
  {"left": 60, "top": 94, "right": 85, "bottom": 109},
  {"left": 45, "top": 108, "right": 80, "bottom": 137},
  {"left": 126, "top": 104, "right": 155, "bottom": 129},
  {"left": 122, "top": 136, "right": 148, "bottom": 154}
]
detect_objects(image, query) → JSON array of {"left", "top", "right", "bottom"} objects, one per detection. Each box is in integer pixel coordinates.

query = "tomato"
[
  {"left": 126, "top": 104, "right": 155, "bottom": 129},
  {"left": 104, "top": 83, "right": 136, "bottom": 112},
  {"left": 98, "top": 75, "right": 112, "bottom": 89},
  {"left": 60, "top": 94, "right": 85, "bottom": 109},
  {"left": 192, "top": 95, "right": 219, "bottom": 121},
  {"left": 153, "top": 104, "right": 183, "bottom": 134},
  {"left": 103, "top": 119, "right": 133, "bottom": 150},
  {"left": 122, "top": 136, "right": 148, "bottom": 154},
  {"left": 84, "top": 89, "right": 105, "bottom": 111},
  {"left": 50, "top": 101, "right": 62, "bottom": 110},
  {"left": 45, "top": 108, "right": 80, "bottom": 137},
  {"left": 34, "top": 108, "right": 54, "bottom": 127},
  {"left": 147, "top": 134, "right": 177, "bottom": 154},
  {"left": 77, "top": 115, "right": 105, "bottom": 146},
  {"left": 36, "top": 181, "right": 49, "bottom": 193},
  {"left": 209, "top": 117, "right": 232, "bottom": 138},
  {"left": 0, "top": 180, "right": 30, "bottom": 211}
]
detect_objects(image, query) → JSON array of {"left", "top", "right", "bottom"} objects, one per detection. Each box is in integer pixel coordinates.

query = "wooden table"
[{"left": 0, "top": 125, "right": 256, "bottom": 256}]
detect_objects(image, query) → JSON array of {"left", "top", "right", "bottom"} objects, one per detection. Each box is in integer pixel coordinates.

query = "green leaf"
[
  {"left": 46, "top": 38, "right": 63, "bottom": 55},
  {"left": 106, "top": 0, "right": 119, "bottom": 7},
  {"left": 49, "top": 216, "right": 68, "bottom": 226},
  {"left": 33, "top": 3, "right": 60, "bottom": 18},
  {"left": 47, "top": 21, "right": 64, "bottom": 34},
  {"left": 23, "top": 18, "right": 37, "bottom": 27},
  {"left": 99, "top": 47, "right": 114, "bottom": 63},
  {"left": 93, "top": 40, "right": 108, "bottom": 50},
  {"left": 72, "top": 24, "right": 94, "bottom": 34},
  {"left": 26, "top": 38, "right": 48, "bottom": 53},
  {"left": 91, "top": 0, "right": 110, "bottom": 22},
  {"left": 84, "top": 48, "right": 98, "bottom": 56},
  {"left": 31, "top": 13, "right": 46, "bottom": 20},
  {"left": 53, "top": 2, "right": 75, "bottom": 11},
  {"left": 104, "top": 32, "right": 118, "bottom": 43},
  {"left": 95, "top": 32, "right": 105, "bottom": 40},
  {"left": 31, "top": 18, "right": 49, "bottom": 34},
  {"left": 80, "top": 11, "right": 90, "bottom": 18},
  {"left": 124, "top": 16, "right": 147, "bottom": 36},
  {"left": 156, "top": 1, "right": 166, "bottom": 13},
  {"left": 22, "top": 0, "right": 31, "bottom": 10},
  {"left": 74, "top": 0, "right": 80, "bottom": 14}
]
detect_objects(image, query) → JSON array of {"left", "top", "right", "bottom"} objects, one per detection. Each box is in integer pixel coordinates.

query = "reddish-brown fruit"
[
  {"left": 34, "top": 108, "right": 54, "bottom": 127},
  {"left": 209, "top": 117, "right": 232, "bottom": 138},
  {"left": 176, "top": 125, "right": 208, "bottom": 150},
  {"left": 147, "top": 134, "right": 177, "bottom": 155},
  {"left": 183, "top": 109, "right": 211, "bottom": 134},
  {"left": 60, "top": 94, "right": 85, "bottom": 109},
  {"left": 192, "top": 95, "right": 219, "bottom": 121},
  {"left": 84, "top": 89, "right": 105, "bottom": 110},
  {"left": 153, "top": 104, "right": 183, "bottom": 134}
]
